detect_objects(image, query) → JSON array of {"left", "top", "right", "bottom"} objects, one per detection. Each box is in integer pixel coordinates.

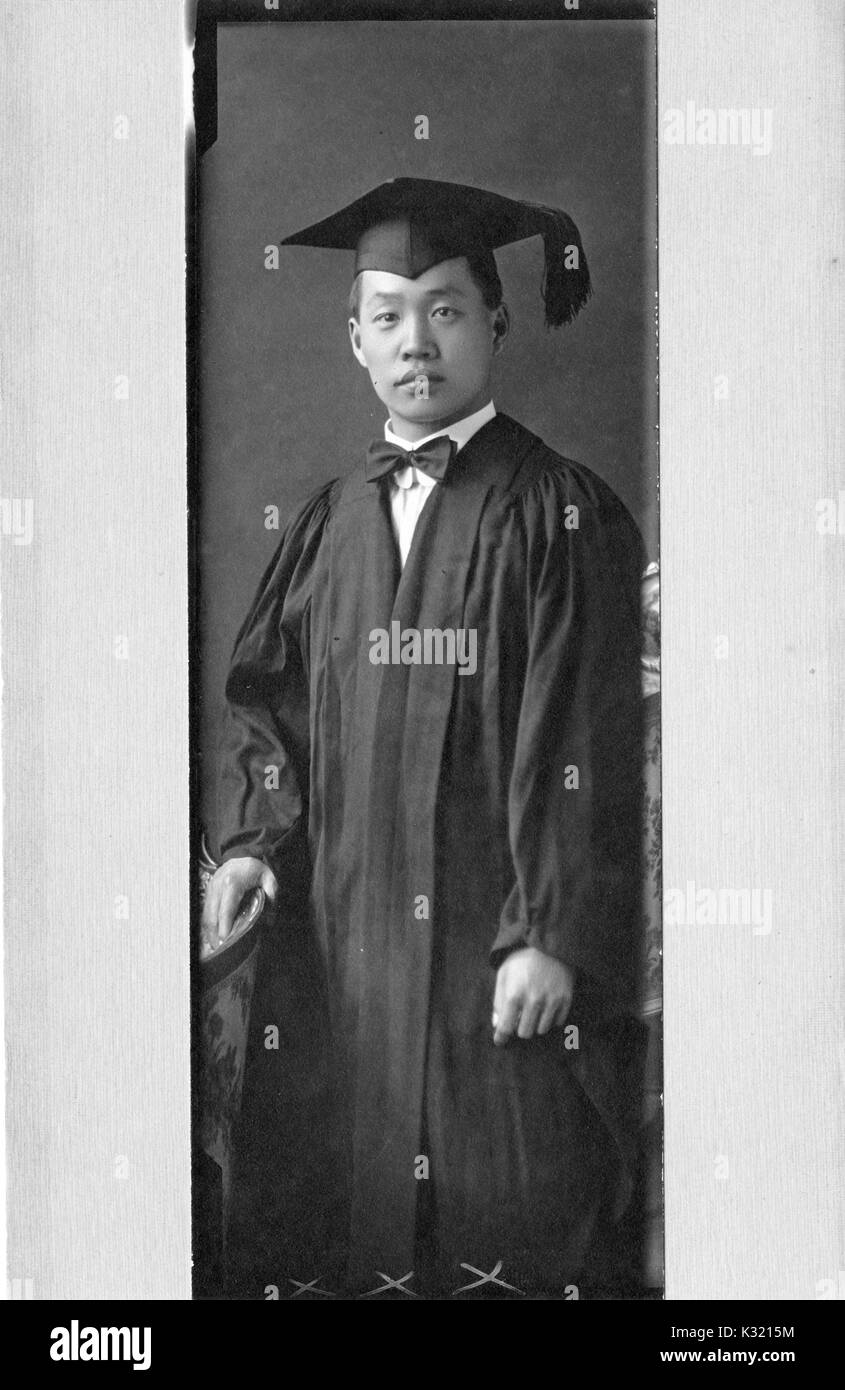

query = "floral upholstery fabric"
[
  {"left": 197, "top": 854, "right": 263, "bottom": 1239},
  {"left": 639, "top": 561, "right": 663, "bottom": 1289}
]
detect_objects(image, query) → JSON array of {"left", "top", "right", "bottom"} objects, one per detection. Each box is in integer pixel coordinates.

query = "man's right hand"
[{"left": 201, "top": 856, "right": 278, "bottom": 951}]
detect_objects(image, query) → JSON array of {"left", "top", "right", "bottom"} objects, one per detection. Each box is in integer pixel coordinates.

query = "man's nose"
[{"left": 400, "top": 313, "right": 436, "bottom": 358}]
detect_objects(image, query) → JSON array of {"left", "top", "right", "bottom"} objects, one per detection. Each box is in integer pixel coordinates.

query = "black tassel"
[{"left": 533, "top": 203, "right": 592, "bottom": 329}]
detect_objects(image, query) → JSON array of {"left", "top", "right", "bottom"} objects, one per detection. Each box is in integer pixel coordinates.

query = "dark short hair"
[{"left": 348, "top": 249, "right": 504, "bottom": 321}]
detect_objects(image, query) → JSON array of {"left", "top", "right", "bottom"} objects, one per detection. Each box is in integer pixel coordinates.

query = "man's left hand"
[{"left": 492, "top": 947, "right": 575, "bottom": 1046}]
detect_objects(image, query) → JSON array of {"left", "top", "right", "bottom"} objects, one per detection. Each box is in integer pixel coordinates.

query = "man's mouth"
[{"left": 395, "top": 371, "right": 445, "bottom": 386}]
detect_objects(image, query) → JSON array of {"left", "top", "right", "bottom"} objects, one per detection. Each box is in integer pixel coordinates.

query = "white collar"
[{"left": 384, "top": 400, "right": 496, "bottom": 456}]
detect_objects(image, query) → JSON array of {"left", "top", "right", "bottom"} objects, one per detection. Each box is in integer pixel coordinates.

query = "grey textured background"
[
  {"left": 1, "top": 0, "right": 191, "bottom": 1298},
  {"left": 1, "top": 0, "right": 842, "bottom": 1301},
  {"left": 197, "top": 17, "right": 658, "bottom": 832},
  {"left": 658, "top": 0, "right": 843, "bottom": 1300}
]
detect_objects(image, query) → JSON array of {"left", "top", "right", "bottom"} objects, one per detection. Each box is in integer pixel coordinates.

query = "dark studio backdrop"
[{"left": 197, "top": 15, "right": 658, "bottom": 829}]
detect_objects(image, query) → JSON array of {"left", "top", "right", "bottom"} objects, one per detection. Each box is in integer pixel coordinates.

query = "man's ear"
[
  {"left": 349, "top": 318, "right": 368, "bottom": 367},
  {"left": 491, "top": 303, "right": 510, "bottom": 356}
]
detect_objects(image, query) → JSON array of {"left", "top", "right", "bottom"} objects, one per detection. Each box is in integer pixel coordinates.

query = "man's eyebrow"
[{"left": 420, "top": 284, "right": 467, "bottom": 298}]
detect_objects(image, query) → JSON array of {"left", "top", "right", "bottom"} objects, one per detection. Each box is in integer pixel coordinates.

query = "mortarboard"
[{"left": 281, "top": 177, "right": 592, "bottom": 328}]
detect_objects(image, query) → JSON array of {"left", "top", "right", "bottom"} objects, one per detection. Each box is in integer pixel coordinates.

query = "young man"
[{"left": 203, "top": 178, "right": 646, "bottom": 1298}]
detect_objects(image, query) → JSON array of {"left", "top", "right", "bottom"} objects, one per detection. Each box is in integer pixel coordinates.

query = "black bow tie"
[{"left": 365, "top": 434, "right": 457, "bottom": 484}]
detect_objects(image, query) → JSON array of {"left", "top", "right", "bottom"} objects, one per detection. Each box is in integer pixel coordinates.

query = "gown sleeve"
[
  {"left": 213, "top": 481, "right": 334, "bottom": 884},
  {"left": 490, "top": 465, "right": 646, "bottom": 1017}
]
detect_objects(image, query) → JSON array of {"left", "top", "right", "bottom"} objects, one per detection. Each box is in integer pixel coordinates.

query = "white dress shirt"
[{"left": 384, "top": 400, "right": 496, "bottom": 568}]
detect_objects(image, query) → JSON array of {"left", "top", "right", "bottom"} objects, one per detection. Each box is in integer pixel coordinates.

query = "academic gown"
[{"left": 216, "top": 412, "right": 647, "bottom": 1297}]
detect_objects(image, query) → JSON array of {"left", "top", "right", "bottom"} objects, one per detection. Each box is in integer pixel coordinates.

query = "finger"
[
  {"left": 493, "top": 997, "right": 521, "bottom": 1047},
  {"left": 217, "top": 880, "right": 246, "bottom": 943},
  {"left": 517, "top": 999, "right": 542, "bottom": 1040},
  {"left": 201, "top": 883, "right": 224, "bottom": 955},
  {"left": 201, "top": 872, "right": 221, "bottom": 935},
  {"left": 553, "top": 996, "right": 573, "bottom": 1029},
  {"left": 493, "top": 967, "right": 507, "bottom": 1022},
  {"left": 201, "top": 910, "right": 218, "bottom": 952},
  {"left": 260, "top": 867, "right": 278, "bottom": 903},
  {"left": 536, "top": 1000, "right": 559, "bottom": 1036}
]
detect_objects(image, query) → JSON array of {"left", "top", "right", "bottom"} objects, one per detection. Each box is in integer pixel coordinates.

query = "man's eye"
[
  {"left": 373, "top": 312, "right": 398, "bottom": 324},
  {"left": 432, "top": 306, "right": 457, "bottom": 319}
]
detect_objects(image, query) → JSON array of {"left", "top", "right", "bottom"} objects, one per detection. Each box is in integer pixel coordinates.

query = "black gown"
[{"left": 216, "top": 412, "right": 647, "bottom": 1298}]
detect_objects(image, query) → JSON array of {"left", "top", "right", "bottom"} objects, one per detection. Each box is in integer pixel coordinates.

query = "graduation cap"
[{"left": 281, "top": 177, "right": 592, "bottom": 328}]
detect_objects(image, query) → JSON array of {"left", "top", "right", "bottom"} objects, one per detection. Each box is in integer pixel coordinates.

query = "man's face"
[{"left": 349, "top": 257, "right": 508, "bottom": 439}]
